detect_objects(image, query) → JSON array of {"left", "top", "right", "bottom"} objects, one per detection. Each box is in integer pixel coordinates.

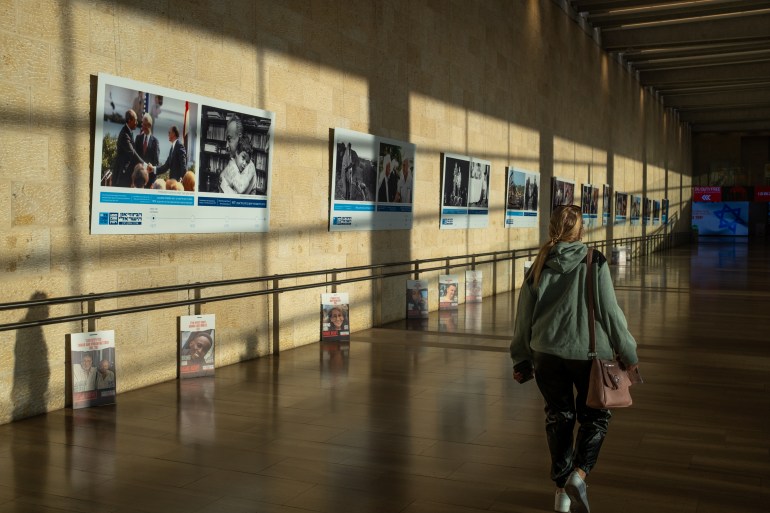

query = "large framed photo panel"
[
  {"left": 630, "top": 195, "right": 642, "bottom": 226},
  {"left": 505, "top": 167, "right": 539, "bottom": 228},
  {"left": 91, "top": 73, "right": 275, "bottom": 234},
  {"left": 551, "top": 177, "right": 575, "bottom": 212},
  {"left": 581, "top": 183, "right": 599, "bottom": 228},
  {"left": 440, "top": 153, "right": 490, "bottom": 229},
  {"left": 602, "top": 184, "right": 612, "bottom": 225},
  {"left": 615, "top": 192, "right": 628, "bottom": 225},
  {"left": 330, "top": 128, "right": 415, "bottom": 231}
]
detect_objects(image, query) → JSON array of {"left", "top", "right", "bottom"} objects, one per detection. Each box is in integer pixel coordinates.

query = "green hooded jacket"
[{"left": 510, "top": 241, "right": 638, "bottom": 366}]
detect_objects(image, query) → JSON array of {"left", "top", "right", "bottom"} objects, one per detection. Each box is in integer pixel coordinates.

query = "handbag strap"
[{"left": 586, "top": 247, "right": 597, "bottom": 359}]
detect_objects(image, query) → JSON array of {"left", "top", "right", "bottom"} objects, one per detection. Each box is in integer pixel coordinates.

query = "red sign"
[
  {"left": 693, "top": 186, "right": 722, "bottom": 202},
  {"left": 755, "top": 186, "right": 770, "bottom": 202}
]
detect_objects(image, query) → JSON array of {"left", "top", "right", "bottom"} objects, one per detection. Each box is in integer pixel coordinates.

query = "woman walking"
[{"left": 510, "top": 205, "right": 639, "bottom": 513}]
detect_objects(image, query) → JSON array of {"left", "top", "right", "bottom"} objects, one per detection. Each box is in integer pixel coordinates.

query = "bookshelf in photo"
[{"left": 199, "top": 106, "right": 271, "bottom": 194}]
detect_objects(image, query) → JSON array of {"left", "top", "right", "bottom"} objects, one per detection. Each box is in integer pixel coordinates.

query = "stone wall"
[{"left": 0, "top": 0, "right": 692, "bottom": 423}]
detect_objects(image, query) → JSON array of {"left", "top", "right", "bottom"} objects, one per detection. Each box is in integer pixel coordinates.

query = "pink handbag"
[{"left": 585, "top": 248, "right": 632, "bottom": 409}]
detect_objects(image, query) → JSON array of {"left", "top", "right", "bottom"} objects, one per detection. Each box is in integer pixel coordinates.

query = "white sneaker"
[
  {"left": 554, "top": 489, "right": 570, "bottom": 513},
  {"left": 565, "top": 471, "right": 590, "bottom": 513}
]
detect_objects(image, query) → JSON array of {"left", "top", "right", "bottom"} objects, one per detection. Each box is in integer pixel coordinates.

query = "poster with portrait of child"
[
  {"left": 179, "top": 315, "right": 215, "bottom": 378},
  {"left": 69, "top": 330, "right": 116, "bottom": 409},
  {"left": 321, "top": 293, "right": 350, "bottom": 341}
]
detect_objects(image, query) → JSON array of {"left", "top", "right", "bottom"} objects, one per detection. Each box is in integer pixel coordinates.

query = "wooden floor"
[{"left": 1, "top": 242, "right": 769, "bottom": 513}]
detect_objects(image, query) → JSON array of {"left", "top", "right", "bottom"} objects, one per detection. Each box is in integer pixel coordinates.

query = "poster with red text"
[
  {"left": 321, "top": 293, "right": 350, "bottom": 341},
  {"left": 406, "top": 280, "right": 429, "bottom": 319},
  {"left": 70, "top": 330, "right": 116, "bottom": 409},
  {"left": 465, "top": 270, "right": 482, "bottom": 303},
  {"left": 180, "top": 315, "right": 216, "bottom": 378},
  {"left": 439, "top": 275, "right": 460, "bottom": 310}
]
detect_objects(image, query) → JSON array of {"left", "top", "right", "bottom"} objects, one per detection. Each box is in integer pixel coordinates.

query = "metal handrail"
[{"left": 0, "top": 231, "right": 686, "bottom": 333}]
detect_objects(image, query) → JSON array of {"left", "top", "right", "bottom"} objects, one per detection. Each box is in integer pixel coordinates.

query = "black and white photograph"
[
  {"left": 443, "top": 156, "right": 470, "bottom": 207},
  {"left": 335, "top": 140, "right": 376, "bottom": 202},
  {"left": 468, "top": 161, "right": 489, "bottom": 208},
  {"left": 581, "top": 184, "right": 599, "bottom": 228},
  {"left": 329, "top": 128, "right": 416, "bottom": 231},
  {"left": 440, "top": 153, "right": 489, "bottom": 229},
  {"left": 377, "top": 142, "right": 405, "bottom": 204},
  {"left": 630, "top": 195, "right": 642, "bottom": 225},
  {"left": 199, "top": 106, "right": 272, "bottom": 195},
  {"left": 602, "top": 184, "right": 612, "bottom": 224},
  {"left": 551, "top": 177, "right": 575, "bottom": 212},
  {"left": 643, "top": 197, "right": 651, "bottom": 225},
  {"left": 615, "top": 191, "right": 628, "bottom": 225}
]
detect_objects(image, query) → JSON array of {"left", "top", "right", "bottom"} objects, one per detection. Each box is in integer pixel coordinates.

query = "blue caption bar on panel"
[
  {"left": 506, "top": 211, "right": 538, "bottom": 217},
  {"left": 101, "top": 191, "right": 195, "bottom": 206},
  {"left": 442, "top": 208, "right": 466, "bottom": 215},
  {"left": 198, "top": 197, "right": 267, "bottom": 208},
  {"left": 334, "top": 203, "right": 376, "bottom": 212},
  {"left": 468, "top": 209, "right": 488, "bottom": 215},
  {"left": 376, "top": 204, "right": 412, "bottom": 212}
]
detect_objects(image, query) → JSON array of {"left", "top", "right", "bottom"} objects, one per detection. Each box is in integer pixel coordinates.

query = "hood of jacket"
[{"left": 545, "top": 241, "right": 588, "bottom": 274}]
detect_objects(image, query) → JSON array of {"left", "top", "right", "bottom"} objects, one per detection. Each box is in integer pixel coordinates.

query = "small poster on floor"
[
  {"left": 70, "top": 330, "right": 116, "bottom": 409},
  {"left": 321, "top": 293, "right": 350, "bottom": 341},
  {"left": 439, "top": 275, "right": 459, "bottom": 310},
  {"left": 406, "top": 280, "right": 429, "bottom": 319},
  {"left": 465, "top": 270, "right": 482, "bottom": 303},
  {"left": 179, "top": 315, "right": 216, "bottom": 378}
]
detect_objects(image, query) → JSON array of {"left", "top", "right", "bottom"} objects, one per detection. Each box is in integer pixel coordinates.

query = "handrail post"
[
  {"left": 511, "top": 251, "right": 516, "bottom": 292},
  {"left": 272, "top": 278, "right": 280, "bottom": 355},
  {"left": 375, "top": 267, "right": 382, "bottom": 327},
  {"left": 492, "top": 253, "right": 498, "bottom": 296},
  {"left": 445, "top": 258, "right": 450, "bottom": 274},
  {"left": 413, "top": 261, "right": 420, "bottom": 280},
  {"left": 471, "top": 255, "right": 476, "bottom": 271},
  {"left": 86, "top": 294, "right": 96, "bottom": 332},
  {"left": 194, "top": 284, "right": 202, "bottom": 315},
  {"left": 331, "top": 271, "right": 337, "bottom": 293}
]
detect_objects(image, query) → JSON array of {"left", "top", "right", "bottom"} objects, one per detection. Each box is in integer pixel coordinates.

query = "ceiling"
[{"left": 565, "top": 0, "right": 770, "bottom": 133}]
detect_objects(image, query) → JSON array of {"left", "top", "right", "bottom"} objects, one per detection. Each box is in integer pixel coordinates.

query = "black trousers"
[{"left": 533, "top": 351, "right": 612, "bottom": 488}]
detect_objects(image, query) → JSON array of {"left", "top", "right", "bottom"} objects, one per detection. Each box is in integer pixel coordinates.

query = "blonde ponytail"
[{"left": 530, "top": 205, "right": 583, "bottom": 286}]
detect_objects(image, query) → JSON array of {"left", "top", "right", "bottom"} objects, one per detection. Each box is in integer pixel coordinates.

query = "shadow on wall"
[{"left": 12, "top": 291, "right": 51, "bottom": 421}]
